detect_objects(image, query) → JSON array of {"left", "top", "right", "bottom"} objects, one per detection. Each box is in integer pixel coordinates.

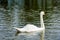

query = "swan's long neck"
[
  {"left": 40, "top": 11, "right": 45, "bottom": 40},
  {"left": 40, "top": 13, "right": 45, "bottom": 28}
]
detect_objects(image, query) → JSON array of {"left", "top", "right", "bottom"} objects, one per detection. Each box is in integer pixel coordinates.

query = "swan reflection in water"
[{"left": 13, "top": 11, "right": 45, "bottom": 40}]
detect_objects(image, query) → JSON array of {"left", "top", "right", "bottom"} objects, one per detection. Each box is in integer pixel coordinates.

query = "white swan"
[
  {"left": 13, "top": 11, "right": 45, "bottom": 32},
  {"left": 13, "top": 11, "right": 45, "bottom": 39},
  {"left": 13, "top": 24, "right": 44, "bottom": 32}
]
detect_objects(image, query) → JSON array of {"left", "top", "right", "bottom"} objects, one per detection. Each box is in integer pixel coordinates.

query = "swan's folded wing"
[
  {"left": 30, "top": 28, "right": 45, "bottom": 32},
  {"left": 25, "top": 28, "right": 45, "bottom": 32}
]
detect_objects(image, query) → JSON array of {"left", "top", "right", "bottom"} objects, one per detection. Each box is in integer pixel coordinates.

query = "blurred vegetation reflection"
[
  {"left": 0, "top": 0, "right": 54, "bottom": 26},
  {"left": 0, "top": 0, "right": 60, "bottom": 40}
]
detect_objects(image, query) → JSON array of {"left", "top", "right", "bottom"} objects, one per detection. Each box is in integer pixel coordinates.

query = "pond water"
[
  {"left": 0, "top": 0, "right": 60, "bottom": 40},
  {"left": 0, "top": 6, "right": 60, "bottom": 40}
]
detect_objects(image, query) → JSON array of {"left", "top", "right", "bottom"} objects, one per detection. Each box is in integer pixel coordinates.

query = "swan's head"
[{"left": 40, "top": 11, "right": 45, "bottom": 15}]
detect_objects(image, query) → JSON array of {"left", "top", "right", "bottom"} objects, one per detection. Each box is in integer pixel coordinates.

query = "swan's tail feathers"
[
  {"left": 13, "top": 27, "right": 22, "bottom": 36},
  {"left": 13, "top": 27, "right": 26, "bottom": 32},
  {"left": 13, "top": 27, "right": 21, "bottom": 31}
]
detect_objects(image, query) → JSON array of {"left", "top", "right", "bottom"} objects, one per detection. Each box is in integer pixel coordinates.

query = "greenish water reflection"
[{"left": 0, "top": 0, "right": 60, "bottom": 40}]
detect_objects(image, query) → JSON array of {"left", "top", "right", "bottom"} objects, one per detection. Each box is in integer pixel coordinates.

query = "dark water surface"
[
  {"left": 0, "top": 7, "right": 60, "bottom": 40},
  {"left": 0, "top": 0, "right": 60, "bottom": 40}
]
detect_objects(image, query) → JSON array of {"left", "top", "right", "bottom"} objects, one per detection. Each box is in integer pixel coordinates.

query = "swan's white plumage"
[
  {"left": 13, "top": 24, "right": 44, "bottom": 32},
  {"left": 13, "top": 11, "right": 45, "bottom": 33}
]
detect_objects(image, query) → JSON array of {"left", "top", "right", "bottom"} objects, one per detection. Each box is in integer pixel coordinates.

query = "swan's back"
[{"left": 23, "top": 24, "right": 39, "bottom": 31}]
